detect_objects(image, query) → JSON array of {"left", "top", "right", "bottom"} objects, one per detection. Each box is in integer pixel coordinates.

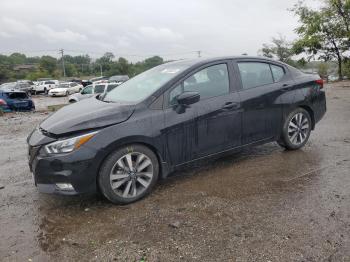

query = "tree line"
[
  {"left": 0, "top": 52, "right": 164, "bottom": 83},
  {"left": 261, "top": 0, "right": 350, "bottom": 80}
]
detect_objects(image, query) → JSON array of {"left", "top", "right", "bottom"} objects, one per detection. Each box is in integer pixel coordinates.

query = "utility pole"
[
  {"left": 59, "top": 49, "right": 66, "bottom": 78},
  {"left": 197, "top": 50, "right": 201, "bottom": 58},
  {"left": 99, "top": 64, "right": 103, "bottom": 76}
]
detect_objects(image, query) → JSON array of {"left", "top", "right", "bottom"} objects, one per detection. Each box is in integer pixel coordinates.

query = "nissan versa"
[{"left": 27, "top": 57, "right": 326, "bottom": 204}]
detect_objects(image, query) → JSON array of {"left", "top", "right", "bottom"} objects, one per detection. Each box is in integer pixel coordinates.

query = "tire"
[
  {"left": 98, "top": 144, "right": 159, "bottom": 204},
  {"left": 44, "top": 88, "right": 47, "bottom": 95},
  {"left": 66, "top": 91, "right": 69, "bottom": 96},
  {"left": 278, "top": 108, "right": 312, "bottom": 150}
]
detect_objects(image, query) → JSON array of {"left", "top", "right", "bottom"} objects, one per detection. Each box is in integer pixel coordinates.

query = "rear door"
[{"left": 234, "top": 60, "right": 286, "bottom": 145}]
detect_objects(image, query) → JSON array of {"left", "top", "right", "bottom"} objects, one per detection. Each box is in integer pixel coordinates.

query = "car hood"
[{"left": 40, "top": 97, "right": 135, "bottom": 136}]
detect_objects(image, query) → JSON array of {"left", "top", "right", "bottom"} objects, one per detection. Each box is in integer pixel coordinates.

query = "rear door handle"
[{"left": 222, "top": 102, "right": 239, "bottom": 111}]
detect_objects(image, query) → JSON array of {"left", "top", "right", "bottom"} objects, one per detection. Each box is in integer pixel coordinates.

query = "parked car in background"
[
  {"left": 68, "top": 83, "right": 118, "bottom": 103},
  {"left": 0, "top": 89, "right": 35, "bottom": 112},
  {"left": 0, "top": 81, "right": 34, "bottom": 95},
  {"left": 109, "top": 75, "right": 129, "bottom": 84},
  {"left": 48, "top": 82, "right": 83, "bottom": 97},
  {"left": 90, "top": 76, "right": 108, "bottom": 82},
  {"left": 82, "top": 80, "right": 92, "bottom": 87},
  {"left": 27, "top": 56, "right": 326, "bottom": 204},
  {"left": 17, "top": 80, "right": 35, "bottom": 94},
  {"left": 32, "top": 80, "right": 58, "bottom": 94}
]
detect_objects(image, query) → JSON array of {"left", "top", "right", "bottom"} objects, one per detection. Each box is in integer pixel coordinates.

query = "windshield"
[{"left": 104, "top": 63, "right": 189, "bottom": 103}]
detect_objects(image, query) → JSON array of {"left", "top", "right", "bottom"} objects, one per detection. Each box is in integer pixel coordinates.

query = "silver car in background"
[{"left": 68, "top": 82, "right": 118, "bottom": 103}]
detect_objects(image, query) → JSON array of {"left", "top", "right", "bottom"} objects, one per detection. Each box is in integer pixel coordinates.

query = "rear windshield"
[{"left": 6, "top": 92, "right": 28, "bottom": 99}]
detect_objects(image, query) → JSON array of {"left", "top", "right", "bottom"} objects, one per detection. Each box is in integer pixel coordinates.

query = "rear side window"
[
  {"left": 238, "top": 62, "right": 274, "bottom": 89},
  {"left": 270, "top": 64, "right": 285, "bottom": 82},
  {"left": 94, "top": 85, "right": 105, "bottom": 94}
]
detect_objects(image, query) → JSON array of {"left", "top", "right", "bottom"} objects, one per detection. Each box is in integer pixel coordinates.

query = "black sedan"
[{"left": 27, "top": 56, "right": 326, "bottom": 204}]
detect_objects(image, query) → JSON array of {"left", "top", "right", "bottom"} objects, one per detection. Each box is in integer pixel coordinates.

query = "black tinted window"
[
  {"left": 271, "top": 64, "right": 285, "bottom": 82},
  {"left": 169, "top": 64, "right": 229, "bottom": 104},
  {"left": 6, "top": 92, "right": 28, "bottom": 99},
  {"left": 107, "top": 84, "right": 117, "bottom": 92},
  {"left": 94, "top": 85, "right": 105, "bottom": 94},
  {"left": 238, "top": 62, "right": 274, "bottom": 89}
]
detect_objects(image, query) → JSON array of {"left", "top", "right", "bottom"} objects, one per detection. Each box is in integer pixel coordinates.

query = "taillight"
[
  {"left": 315, "top": 79, "right": 324, "bottom": 89},
  {"left": 0, "top": 99, "right": 7, "bottom": 105}
]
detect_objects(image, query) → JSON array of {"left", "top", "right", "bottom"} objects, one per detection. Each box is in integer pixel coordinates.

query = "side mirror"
[{"left": 176, "top": 91, "right": 200, "bottom": 105}]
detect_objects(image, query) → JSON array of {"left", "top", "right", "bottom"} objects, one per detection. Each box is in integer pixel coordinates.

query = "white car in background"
[
  {"left": 68, "top": 82, "right": 118, "bottom": 103},
  {"left": 32, "top": 80, "right": 58, "bottom": 94},
  {"left": 48, "top": 82, "right": 83, "bottom": 97}
]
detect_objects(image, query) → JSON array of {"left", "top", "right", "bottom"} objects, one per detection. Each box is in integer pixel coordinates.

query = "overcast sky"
[{"left": 0, "top": 0, "right": 321, "bottom": 61}]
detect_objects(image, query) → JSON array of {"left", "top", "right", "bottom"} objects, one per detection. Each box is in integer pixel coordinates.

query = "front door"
[{"left": 163, "top": 62, "right": 242, "bottom": 166}]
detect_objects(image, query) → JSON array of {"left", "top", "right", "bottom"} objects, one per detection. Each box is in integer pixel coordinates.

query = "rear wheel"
[
  {"left": 98, "top": 144, "right": 159, "bottom": 204},
  {"left": 278, "top": 108, "right": 311, "bottom": 150}
]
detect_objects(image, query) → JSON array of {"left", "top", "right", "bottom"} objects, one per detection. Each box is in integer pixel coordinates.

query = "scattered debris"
[{"left": 169, "top": 221, "right": 181, "bottom": 228}]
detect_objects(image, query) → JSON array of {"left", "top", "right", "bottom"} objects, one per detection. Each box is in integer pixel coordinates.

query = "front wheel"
[
  {"left": 98, "top": 144, "right": 159, "bottom": 204},
  {"left": 278, "top": 108, "right": 312, "bottom": 150}
]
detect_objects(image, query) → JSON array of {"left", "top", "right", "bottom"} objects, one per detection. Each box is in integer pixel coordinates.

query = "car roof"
[{"left": 165, "top": 56, "right": 287, "bottom": 68}]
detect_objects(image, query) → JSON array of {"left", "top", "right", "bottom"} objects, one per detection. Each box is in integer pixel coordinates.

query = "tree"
[
  {"left": 318, "top": 62, "right": 330, "bottom": 79},
  {"left": 9, "top": 53, "right": 26, "bottom": 64},
  {"left": 143, "top": 56, "right": 164, "bottom": 70},
  {"left": 260, "top": 34, "right": 294, "bottom": 63},
  {"left": 292, "top": 1, "right": 349, "bottom": 79},
  {"left": 39, "top": 56, "right": 57, "bottom": 75}
]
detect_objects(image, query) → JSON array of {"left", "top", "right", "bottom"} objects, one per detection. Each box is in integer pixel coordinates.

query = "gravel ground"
[{"left": 0, "top": 82, "right": 350, "bottom": 261}]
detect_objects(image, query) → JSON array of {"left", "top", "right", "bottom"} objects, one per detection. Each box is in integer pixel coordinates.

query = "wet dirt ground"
[{"left": 1, "top": 82, "right": 350, "bottom": 261}]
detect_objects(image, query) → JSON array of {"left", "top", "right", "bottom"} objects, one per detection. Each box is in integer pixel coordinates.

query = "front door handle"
[
  {"left": 222, "top": 102, "right": 239, "bottom": 111},
  {"left": 281, "top": 84, "right": 291, "bottom": 91}
]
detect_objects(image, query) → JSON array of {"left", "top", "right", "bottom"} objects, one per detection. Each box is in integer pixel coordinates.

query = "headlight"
[{"left": 44, "top": 131, "right": 98, "bottom": 154}]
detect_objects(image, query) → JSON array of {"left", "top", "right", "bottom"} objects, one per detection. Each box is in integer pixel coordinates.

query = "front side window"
[
  {"left": 169, "top": 63, "right": 229, "bottom": 105},
  {"left": 238, "top": 62, "right": 274, "bottom": 89}
]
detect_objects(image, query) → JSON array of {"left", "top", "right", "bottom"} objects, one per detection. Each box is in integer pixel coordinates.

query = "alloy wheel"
[
  {"left": 288, "top": 112, "right": 310, "bottom": 145},
  {"left": 109, "top": 152, "right": 153, "bottom": 198}
]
